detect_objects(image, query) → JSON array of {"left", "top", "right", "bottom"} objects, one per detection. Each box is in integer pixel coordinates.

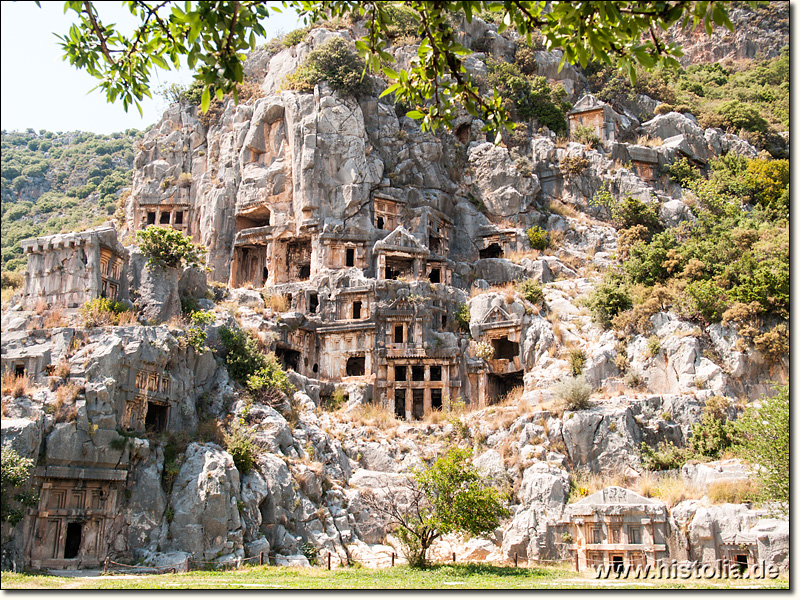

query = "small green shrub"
[
  {"left": 246, "top": 353, "right": 296, "bottom": 398},
  {"left": 567, "top": 348, "right": 586, "bottom": 377},
  {"left": 668, "top": 157, "right": 701, "bottom": 187},
  {"left": 1, "top": 446, "right": 38, "bottom": 526},
  {"left": 555, "top": 375, "right": 592, "bottom": 410},
  {"left": 219, "top": 326, "right": 268, "bottom": 385},
  {"left": 136, "top": 225, "right": 206, "bottom": 270},
  {"left": 585, "top": 273, "right": 632, "bottom": 328},
  {"left": 571, "top": 124, "right": 601, "bottom": 148},
  {"left": 646, "top": 335, "right": 661, "bottom": 358},
  {"left": 455, "top": 303, "right": 470, "bottom": 332},
  {"left": 526, "top": 225, "right": 550, "bottom": 251},
  {"left": 284, "top": 37, "right": 370, "bottom": 97},
  {"left": 611, "top": 196, "right": 660, "bottom": 232},
  {"left": 186, "top": 310, "right": 214, "bottom": 352},
  {"left": 224, "top": 424, "right": 258, "bottom": 474},
  {"left": 560, "top": 156, "right": 590, "bottom": 175},
  {"left": 79, "top": 297, "right": 133, "bottom": 327},
  {"left": 516, "top": 279, "right": 544, "bottom": 305},
  {"left": 640, "top": 441, "right": 688, "bottom": 471},
  {"left": 324, "top": 388, "right": 349, "bottom": 411},
  {"left": 283, "top": 27, "right": 309, "bottom": 47},
  {"left": 689, "top": 397, "right": 738, "bottom": 460}
]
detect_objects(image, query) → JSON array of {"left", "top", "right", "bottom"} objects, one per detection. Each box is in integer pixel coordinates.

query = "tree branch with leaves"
[{"left": 48, "top": 1, "right": 746, "bottom": 136}]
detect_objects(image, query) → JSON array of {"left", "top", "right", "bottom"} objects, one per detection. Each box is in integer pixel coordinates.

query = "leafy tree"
[
  {"left": 1, "top": 446, "right": 38, "bottom": 527},
  {"left": 135, "top": 225, "right": 207, "bottom": 270},
  {"left": 364, "top": 447, "right": 509, "bottom": 567},
  {"left": 734, "top": 384, "right": 788, "bottom": 512},
  {"left": 51, "top": 1, "right": 741, "bottom": 135},
  {"left": 689, "top": 395, "right": 738, "bottom": 460}
]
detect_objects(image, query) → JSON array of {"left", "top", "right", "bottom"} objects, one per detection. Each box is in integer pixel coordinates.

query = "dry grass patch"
[
  {"left": 707, "top": 479, "right": 759, "bottom": 505},
  {"left": 348, "top": 402, "right": 398, "bottom": 429},
  {"left": 43, "top": 306, "right": 69, "bottom": 329},
  {"left": 634, "top": 471, "right": 704, "bottom": 507},
  {"left": 505, "top": 249, "right": 541, "bottom": 263},
  {"left": 2, "top": 373, "right": 32, "bottom": 398}
]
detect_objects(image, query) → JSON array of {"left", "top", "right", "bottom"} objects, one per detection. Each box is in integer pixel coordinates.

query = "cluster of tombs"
[{"left": 4, "top": 93, "right": 767, "bottom": 570}]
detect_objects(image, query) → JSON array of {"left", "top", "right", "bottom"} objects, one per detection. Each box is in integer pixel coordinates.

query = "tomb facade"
[{"left": 19, "top": 227, "right": 128, "bottom": 310}]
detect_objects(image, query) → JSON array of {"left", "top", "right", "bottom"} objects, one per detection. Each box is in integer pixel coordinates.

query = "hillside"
[
  {"left": 0, "top": 3, "right": 789, "bottom": 582},
  {"left": 1, "top": 129, "right": 142, "bottom": 273}
]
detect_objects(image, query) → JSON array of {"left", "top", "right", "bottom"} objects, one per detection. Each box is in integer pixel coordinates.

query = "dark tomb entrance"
[
  {"left": 394, "top": 389, "right": 406, "bottom": 419},
  {"left": 412, "top": 389, "right": 425, "bottom": 420},
  {"left": 346, "top": 356, "right": 365, "bottom": 377},
  {"left": 479, "top": 243, "right": 503, "bottom": 259},
  {"left": 64, "top": 522, "right": 82, "bottom": 559},
  {"left": 145, "top": 402, "right": 169, "bottom": 433},
  {"left": 431, "top": 389, "right": 442, "bottom": 411},
  {"left": 276, "top": 346, "right": 300, "bottom": 371},
  {"left": 487, "top": 371, "right": 524, "bottom": 404}
]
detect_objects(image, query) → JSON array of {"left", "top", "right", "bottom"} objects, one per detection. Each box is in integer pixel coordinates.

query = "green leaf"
[
  {"left": 201, "top": 85, "right": 211, "bottom": 113},
  {"left": 405, "top": 110, "right": 424, "bottom": 119}
]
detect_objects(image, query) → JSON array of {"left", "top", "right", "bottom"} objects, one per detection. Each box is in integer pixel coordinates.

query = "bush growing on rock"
[
  {"left": 667, "top": 157, "right": 701, "bottom": 187},
  {"left": 689, "top": 396, "right": 738, "bottom": 460},
  {"left": 560, "top": 155, "right": 590, "bottom": 175},
  {"left": 516, "top": 279, "right": 544, "bottom": 305},
  {"left": 136, "top": 225, "right": 207, "bottom": 270},
  {"left": 284, "top": 37, "right": 371, "bottom": 97},
  {"left": 571, "top": 124, "right": 600, "bottom": 148},
  {"left": 79, "top": 297, "right": 136, "bottom": 327},
  {"left": 640, "top": 441, "right": 688, "bottom": 471},
  {"left": 554, "top": 375, "right": 592, "bottom": 410},
  {"left": 455, "top": 303, "right": 470, "bottom": 333},
  {"left": 246, "top": 353, "right": 296, "bottom": 401},
  {"left": 525, "top": 225, "right": 550, "bottom": 251},
  {"left": 224, "top": 424, "right": 259, "bottom": 474},
  {"left": 219, "top": 326, "right": 268, "bottom": 384},
  {"left": 585, "top": 272, "right": 632, "bottom": 328}
]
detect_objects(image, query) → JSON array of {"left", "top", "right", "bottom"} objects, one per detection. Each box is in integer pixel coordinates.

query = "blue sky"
[{"left": 0, "top": 1, "right": 302, "bottom": 135}]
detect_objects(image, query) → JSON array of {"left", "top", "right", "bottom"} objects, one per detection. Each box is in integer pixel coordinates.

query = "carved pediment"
[{"left": 374, "top": 226, "right": 429, "bottom": 255}]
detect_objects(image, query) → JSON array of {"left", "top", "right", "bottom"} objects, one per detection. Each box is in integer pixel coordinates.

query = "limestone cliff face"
[{"left": 1, "top": 15, "right": 789, "bottom": 573}]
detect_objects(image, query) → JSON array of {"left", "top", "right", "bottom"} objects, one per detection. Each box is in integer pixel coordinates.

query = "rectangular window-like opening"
[
  {"left": 14, "top": 364, "right": 25, "bottom": 377},
  {"left": 412, "top": 389, "right": 425, "bottom": 419},
  {"left": 430, "top": 365, "right": 442, "bottom": 381},
  {"left": 591, "top": 527, "right": 602, "bottom": 544},
  {"left": 174, "top": 211, "right": 184, "bottom": 225},
  {"left": 394, "top": 389, "right": 406, "bottom": 420},
  {"left": 429, "top": 268, "right": 440, "bottom": 283},
  {"left": 146, "top": 211, "right": 156, "bottom": 225},
  {"left": 610, "top": 527, "right": 621, "bottom": 544},
  {"left": 492, "top": 337, "right": 519, "bottom": 360},
  {"left": 376, "top": 216, "right": 385, "bottom": 230},
  {"left": 411, "top": 365, "right": 425, "bottom": 381},
  {"left": 352, "top": 301, "right": 362, "bottom": 319},
  {"left": 441, "top": 314, "right": 447, "bottom": 329},
  {"left": 431, "top": 389, "right": 442, "bottom": 411},
  {"left": 309, "top": 293, "right": 319, "bottom": 314},
  {"left": 394, "top": 325, "right": 404, "bottom": 344},
  {"left": 346, "top": 356, "right": 365, "bottom": 377},
  {"left": 64, "top": 522, "right": 82, "bottom": 559},
  {"left": 145, "top": 402, "right": 169, "bottom": 433},
  {"left": 628, "top": 526, "right": 641, "bottom": 545},
  {"left": 345, "top": 248, "right": 355, "bottom": 267},
  {"left": 159, "top": 211, "right": 171, "bottom": 225},
  {"left": 298, "top": 265, "right": 311, "bottom": 280},
  {"left": 394, "top": 365, "right": 407, "bottom": 381}
]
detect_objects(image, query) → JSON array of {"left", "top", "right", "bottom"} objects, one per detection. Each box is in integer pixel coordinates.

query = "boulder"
[{"left": 169, "top": 443, "right": 244, "bottom": 559}]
